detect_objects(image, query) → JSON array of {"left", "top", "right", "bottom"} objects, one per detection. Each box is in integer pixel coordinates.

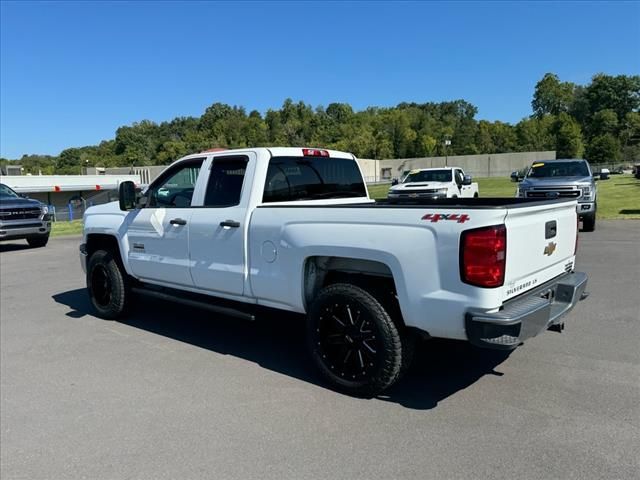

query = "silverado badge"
[{"left": 544, "top": 241, "right": 557, "bottom": 256}]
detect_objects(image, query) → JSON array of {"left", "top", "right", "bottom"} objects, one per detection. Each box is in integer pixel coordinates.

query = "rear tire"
[
  {"left": 27, "top": 234, "right": 49, "bottom": 248},
  {"left": 87, "top": 249, "right": 131, "bottom": 319},
  {"left": 307, "top": 283, "right": 404, "bottom": 397}
]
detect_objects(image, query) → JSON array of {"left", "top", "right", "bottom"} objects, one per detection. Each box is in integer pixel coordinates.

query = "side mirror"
[
  {"left": 119, "top": 181, "right": 137, "bottom": 211},
  {"left": 592, "top": 174, "right": 598, "bottom": 182},
  {"left": 462, "top": 175, "right": 472, "bottom": 186},
  {"left": 391, "top": 178, "right": 399, "bottom": 186},
  {"left": 510, "top": 172, "right": 519, "bottom": 182},
  {"left": 20, "top": 193, "right": 29, "bottom": 199}
]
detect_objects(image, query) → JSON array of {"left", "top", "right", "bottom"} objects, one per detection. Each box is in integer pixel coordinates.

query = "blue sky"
[{"left": 1, "top": 1, "right": 639, "bottom": 159}]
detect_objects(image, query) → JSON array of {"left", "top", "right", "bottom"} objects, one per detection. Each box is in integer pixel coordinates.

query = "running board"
[{"left": 132, "top": 286, "right": 255, "bottom": 321}]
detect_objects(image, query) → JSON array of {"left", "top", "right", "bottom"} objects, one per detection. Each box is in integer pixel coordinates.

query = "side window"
[
  {"left": 203, "top": 156, "right": 248, "bottom": 207},
  {"left": 147, "top": 159, "right": 204, "bottom": 208}
]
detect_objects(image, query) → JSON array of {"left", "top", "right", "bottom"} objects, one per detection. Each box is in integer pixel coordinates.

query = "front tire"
[
  {"left": 87, "top": 249, "right": 131, "bottom": 319},
  {"left": 307, "top": 283, "right": 403, "bottom": 397},
  {"left": 582, "top": 205, "right": 596, "bottom": 231},
  {"left": 27, "top": 234, "right": 49, "bottom": 248}
]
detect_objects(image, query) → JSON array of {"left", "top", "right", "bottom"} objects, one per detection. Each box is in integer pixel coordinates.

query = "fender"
[{"left": 83, "top": 202, "right": 134, "bottom": 276}]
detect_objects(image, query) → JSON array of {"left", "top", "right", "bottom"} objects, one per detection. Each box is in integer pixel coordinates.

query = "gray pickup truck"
[
  {"left": 514, "top": 159, "right": 597, "bottom": 231},
  {"left": 0, "top": 183, "right": 51, "bottom": 247}
]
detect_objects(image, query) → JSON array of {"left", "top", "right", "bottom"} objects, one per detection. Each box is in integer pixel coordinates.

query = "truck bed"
[{"left": 256, "top": 198, "right": 573, "bottom": 209}]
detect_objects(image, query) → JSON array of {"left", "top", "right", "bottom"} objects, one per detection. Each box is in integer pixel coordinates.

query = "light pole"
[{"left": 444, "top": 139, "right": 451, "bottom": 167}]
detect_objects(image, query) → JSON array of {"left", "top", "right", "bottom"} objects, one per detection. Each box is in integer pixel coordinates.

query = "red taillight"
[
  {"left": 574, "top": 211, "right": 579, "bottom": 255},
  {"left": 302, "top": 148, "right": 330, "bottom": 157},
  {"left": 460, "top": 224, "right": 507, "bottom": 288}
]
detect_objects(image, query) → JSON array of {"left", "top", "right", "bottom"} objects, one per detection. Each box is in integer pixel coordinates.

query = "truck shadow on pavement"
[{"left": 53, "top": 288, "right": 511, "bottom": 410}]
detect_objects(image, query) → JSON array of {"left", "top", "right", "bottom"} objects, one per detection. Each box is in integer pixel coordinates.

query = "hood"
[
  {"left": 390, "top": 181, "right": 449, "bottom": 192},
  {"left": 521, "top": 176, "right": 593, "bottom": 187},
  {"left": 0, "top": 197, "right": 44, "bottom": 209},
  {"left": 84, "top": 200, "right": 124, "bottom": 216}
]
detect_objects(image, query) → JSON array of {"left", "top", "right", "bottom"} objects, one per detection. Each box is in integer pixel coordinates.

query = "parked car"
[
  {"left": 515, "top": 159, "right": 598, "bottom": 232},
  {"left": 387, "top": 167, "right": 479, "bottom": 202},
  {"left": 80, "top": 147, "right": 588, "bottom": 396},
  {"left": 0, "top": 183, "right": 51, "bottom": 247}
]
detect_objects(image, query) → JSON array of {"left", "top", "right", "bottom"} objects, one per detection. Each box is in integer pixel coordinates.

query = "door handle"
[
  {"left": 220, "top": 220, "right": 240, "bottom": 228},
  {"left": 170, "top": 218, "right": 187, "bottom": 226}
]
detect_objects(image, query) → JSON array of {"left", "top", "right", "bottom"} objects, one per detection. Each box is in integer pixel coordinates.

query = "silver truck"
[
  {"left": 0, "top": 183, "right": 51, "bottom": 247},
  {"left": 515, "top": 159, "right": 597, "bottom": 231}
]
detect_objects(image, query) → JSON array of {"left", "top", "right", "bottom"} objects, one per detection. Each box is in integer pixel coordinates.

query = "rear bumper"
[
  {"left": 0, "top": 221, "right": 51, "bottom": 240},
  {"left": 465, "top": 271, "right": 588, "bottom": 350}
]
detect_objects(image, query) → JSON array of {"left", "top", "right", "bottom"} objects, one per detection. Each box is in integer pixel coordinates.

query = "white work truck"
[
  {"left": 388, "top": 167, "right": 479, "bottom": 201},
  {"left": 80, "top": 147, "right": 588, "bottom": 396}
]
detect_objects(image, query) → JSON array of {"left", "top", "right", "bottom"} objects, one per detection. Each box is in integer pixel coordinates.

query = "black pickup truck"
[{"left": 0, "top": 183, "right": 51, "bottom": 247}]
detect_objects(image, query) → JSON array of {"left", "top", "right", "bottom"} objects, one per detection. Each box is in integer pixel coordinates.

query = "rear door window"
[
  {"left": 263, "top": 156, "right": 366, "bottom": 202},
  {"left": 203, "top": 156, "right": 249, "bottom": 207}
]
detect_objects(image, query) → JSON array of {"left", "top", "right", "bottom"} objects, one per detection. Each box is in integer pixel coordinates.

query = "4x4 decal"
[{"left": 421, "top": 213, "right": 470, "bottom": 223}]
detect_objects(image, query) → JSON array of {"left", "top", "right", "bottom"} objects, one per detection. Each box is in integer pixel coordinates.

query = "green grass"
[
  {"left": 51, "top": 220, "right": 83, "bottom": 237},
  {"left": 594, "top": 174, "right": 640, "bottom": 219},
  {"left": 366, "top": 174, "right": 640, "bottom": 220}
]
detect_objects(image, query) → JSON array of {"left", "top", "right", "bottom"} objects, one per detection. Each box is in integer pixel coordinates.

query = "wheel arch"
[
  {"left": 85, "top": 233, "right": 130, "bottom": 274},
  {"left": 303, "top": 256, "right": 406, "bottom": 327}
]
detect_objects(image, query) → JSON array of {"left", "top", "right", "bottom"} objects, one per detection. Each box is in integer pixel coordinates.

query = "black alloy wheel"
[
  {"left": 91, "top": 264, "right": 113, "bottom": 307},
  {"left": 87, "top": 249, "right": 130, "bottom": 319},
  {"left": 308, "top": 283, "right": 403, "bottom": 397},
  {"left": 317, "top": 300, "right": 379, "bottom": 381}
]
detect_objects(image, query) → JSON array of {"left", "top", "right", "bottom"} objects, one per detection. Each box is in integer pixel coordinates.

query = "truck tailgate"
[{"left": 502, "top": 199, "right": 578, "bottom": 301}]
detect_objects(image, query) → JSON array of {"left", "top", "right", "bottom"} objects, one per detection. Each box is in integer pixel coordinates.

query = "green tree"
[
  {"left": 553, "top": 113, "right": 584, "bottom": 158},
  {"left": 532, "top": 73, "right": 576, "bottom": 117},
  {"left": 584, "top": 74, "right": 640, "bottom": 122},
  {"left": 585, "top": 134, "right": 621, "bottom": 163},
  {"left": 589, "top": 109, "right": 619, "bottom": 137},
  {"left": 515, "top": 116, "right": 555, "bottom": 152}
]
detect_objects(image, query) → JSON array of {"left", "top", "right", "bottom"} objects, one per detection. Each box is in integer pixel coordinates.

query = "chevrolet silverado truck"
[
  {"left": 388, "top": 167, "right": 479, "bottom": 201},
  {"left": 516, "top": 159, "right": 598, "bottom": 231},
  {"left": 0, "top": 183, "right": 51, "bottom": 247},
  {"left": 80, "top": 147, "right": 588, "bottom": 396}
]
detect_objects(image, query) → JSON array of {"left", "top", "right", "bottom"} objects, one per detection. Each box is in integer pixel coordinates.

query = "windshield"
[
  {"left": 403, "top": 169, "right": 452, "bottom": 183},
  {"left": 263, "top": 156, "right": 366, "bottom": 202},
  {"left": 0, "top": 184, "right": 20, "bottom": 199},
  {"left": 527, "top": 161, "right": 590, "bottom": 178}
]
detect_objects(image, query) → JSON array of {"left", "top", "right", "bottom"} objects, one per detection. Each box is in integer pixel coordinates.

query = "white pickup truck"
[
  {"left": 80, "top": 147, "right": 588, "bottom": 396},
  {"left": 388, "top": 167, "right": 479, "bottom": 201}
]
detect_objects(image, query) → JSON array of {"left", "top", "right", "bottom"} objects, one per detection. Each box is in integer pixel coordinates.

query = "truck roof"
[
  {"left": 408, "top": 167, "right": 459, "bottom": 172},
  {"left": 532, "top": 159, "right": 588, "bottom": 163},
  {"left": 182, "top": 147, "right": 354, "bottom": 161}
]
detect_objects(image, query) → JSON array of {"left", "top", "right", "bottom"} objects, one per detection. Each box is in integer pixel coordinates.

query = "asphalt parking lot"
[{"left": 1, "top": 221, "right": 639, "bottom": 480}]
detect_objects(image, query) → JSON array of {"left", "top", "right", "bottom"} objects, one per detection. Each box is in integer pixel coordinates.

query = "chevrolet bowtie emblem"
[{"left": 544, "top": 241, "right": 557, "bottom": 256}]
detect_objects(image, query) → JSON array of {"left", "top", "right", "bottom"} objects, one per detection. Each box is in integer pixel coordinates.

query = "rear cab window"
[{"left": 263, "top": 156, "right": 367, "bottom": 203}]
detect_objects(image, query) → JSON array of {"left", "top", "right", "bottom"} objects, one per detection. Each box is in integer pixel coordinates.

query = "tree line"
[{"left": 2, "top": 73, "right": 638, "bottom": 175}]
